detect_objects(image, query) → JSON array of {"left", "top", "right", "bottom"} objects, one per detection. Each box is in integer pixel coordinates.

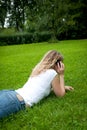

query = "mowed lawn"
[{"left": 0, "top": 40, "right": 87, "bottom": 130}]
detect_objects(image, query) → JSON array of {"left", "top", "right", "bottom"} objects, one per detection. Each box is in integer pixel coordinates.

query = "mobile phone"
[{"left": 55, "top": 60, "right": 61, "bottom": 67}]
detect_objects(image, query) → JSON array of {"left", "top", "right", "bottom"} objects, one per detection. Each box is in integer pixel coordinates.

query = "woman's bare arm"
[
  {"left": 52, "top": 74, "right": 65, "bottom": 97},
  {"left": 52, "top": 62, "right": 74, "bottom": 97}
]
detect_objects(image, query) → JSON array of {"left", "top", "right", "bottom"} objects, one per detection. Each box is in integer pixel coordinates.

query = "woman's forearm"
[{"left": 59, "top": 74, "right": 65, "bottom": 96}]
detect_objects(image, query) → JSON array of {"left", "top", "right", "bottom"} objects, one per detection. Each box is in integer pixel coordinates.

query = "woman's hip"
[{"left": 0, "top": 90, "right": 25, "bottom": 118}]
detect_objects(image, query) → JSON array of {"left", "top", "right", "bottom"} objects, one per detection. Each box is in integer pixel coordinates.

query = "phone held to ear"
[{"left": 55, "top": 60, "right": 61, "bottom": 67}]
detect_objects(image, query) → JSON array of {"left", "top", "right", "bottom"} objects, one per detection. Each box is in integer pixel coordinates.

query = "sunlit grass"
[{"left": 0, "top": 40, "right": 87, "bottom": 130}]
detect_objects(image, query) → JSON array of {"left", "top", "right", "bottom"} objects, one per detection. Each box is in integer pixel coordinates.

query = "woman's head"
[
  {"left": 41, "top": 50, "right": 63, "bottom": 68},
  {"left": 31, "top": 50, "right": 63, "bottom": 76}
]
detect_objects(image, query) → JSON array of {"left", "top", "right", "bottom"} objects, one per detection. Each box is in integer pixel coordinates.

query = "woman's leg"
[{"left": 0, "top": 90, "right": 25, "bottom": 118}]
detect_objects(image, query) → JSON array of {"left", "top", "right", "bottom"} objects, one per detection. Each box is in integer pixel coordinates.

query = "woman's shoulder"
[
  {"left": 29, "top": 69, "right": 57, "bottom": 79},
  {"left": 46, "top": 69, "right": 57, "bottom": 73},
  {"left": 46, "top": 69, "right": 57, "bottom": 76}
]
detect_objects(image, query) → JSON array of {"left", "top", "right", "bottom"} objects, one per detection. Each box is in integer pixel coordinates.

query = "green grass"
[{"left": 0, "top": 40, "right": 87, "bottom": 130}]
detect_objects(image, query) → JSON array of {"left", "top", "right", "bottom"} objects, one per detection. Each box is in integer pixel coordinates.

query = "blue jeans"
[{"left": 0, "top": 90, "right": 25, "bottom": 118}]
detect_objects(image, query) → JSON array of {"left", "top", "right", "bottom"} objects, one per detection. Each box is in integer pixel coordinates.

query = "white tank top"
[{"left": 16, "top": 69, "right": 57, "bottom": 107}]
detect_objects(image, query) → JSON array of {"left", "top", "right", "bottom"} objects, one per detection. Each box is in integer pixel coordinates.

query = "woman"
[{"left": 0, "top": 50, "right": 74, "bottom": 118}]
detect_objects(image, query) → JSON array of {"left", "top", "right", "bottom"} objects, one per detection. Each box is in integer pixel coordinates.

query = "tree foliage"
[{"left": 0, "top": 0, "right": 87, "bottom": 40}]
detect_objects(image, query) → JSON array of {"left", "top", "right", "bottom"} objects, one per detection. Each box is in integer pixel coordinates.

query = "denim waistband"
[{"left": 14, "top": 91, "right": 25, "bottom": 109}]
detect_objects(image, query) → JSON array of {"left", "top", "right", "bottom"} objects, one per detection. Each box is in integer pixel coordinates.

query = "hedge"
[{"left": 0, "top": 32, "right": 52, "bottom": 46}]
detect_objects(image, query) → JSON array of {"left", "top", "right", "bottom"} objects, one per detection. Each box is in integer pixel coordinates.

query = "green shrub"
[
  {"left": 0, "top": 33, "right": 33, "bottom": 46},
  {"left": 0, "top": 31, "right": 53, "bottom": 46},
  {"left": 38, "top": 31, "right": 52, "bottom": 42},
  {"left": 33, "top": 31, "right": 52, "bottom": 43}
]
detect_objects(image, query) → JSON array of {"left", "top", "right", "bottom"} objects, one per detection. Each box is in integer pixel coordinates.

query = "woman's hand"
[
  {"left": 55, "top": 61, "right": 65, "bottom": 75},
  {"left": 65, "top": 86, "right": 74, "bottom": 91}
]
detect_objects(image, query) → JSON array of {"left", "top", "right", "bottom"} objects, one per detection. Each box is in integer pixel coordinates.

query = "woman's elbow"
[{"left": 56, "top": 91, "right": 65, "bottom": 97}]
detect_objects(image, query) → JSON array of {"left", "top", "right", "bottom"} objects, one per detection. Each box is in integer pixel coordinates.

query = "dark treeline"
[{"left": 0, "top": 0, "right": 87, "bottom": 45}]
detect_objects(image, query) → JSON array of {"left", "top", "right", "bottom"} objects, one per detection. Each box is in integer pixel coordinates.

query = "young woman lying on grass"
[{"left": 0, "top": 50, "right": 74, "bottom": 118}]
